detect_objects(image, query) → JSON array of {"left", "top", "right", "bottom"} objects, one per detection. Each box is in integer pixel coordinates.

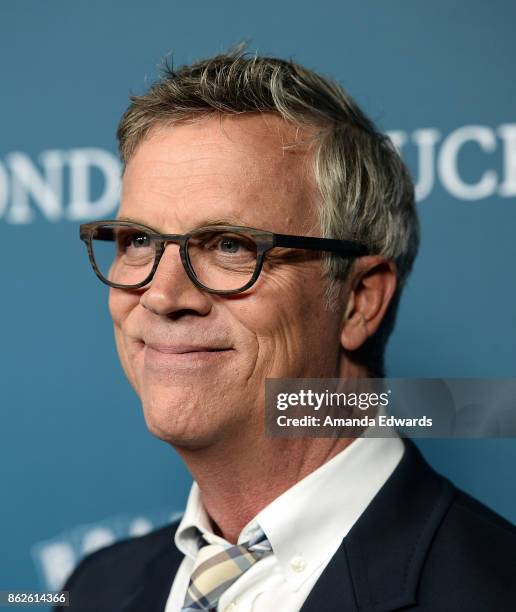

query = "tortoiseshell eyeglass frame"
[{"left": 79, "top": 219, "right": 371, "bottom": 295}]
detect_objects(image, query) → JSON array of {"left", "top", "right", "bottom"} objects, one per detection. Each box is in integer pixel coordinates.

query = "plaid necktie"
[{"left": 181, "top": 525, "right": 272, "bottom": 611}]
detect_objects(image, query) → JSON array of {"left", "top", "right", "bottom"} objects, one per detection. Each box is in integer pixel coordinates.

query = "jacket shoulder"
[
  {"left": 71, "top": 522, "right": 179, "bottom": 580},
  {"left": 336, "top": 441, "right": 516, "bottom": 612},
  {"left": 55, "top": 521, "right": 181, "bottom": 611},
  {"left": 419, "top": 489, "right": 516, "bottom": 609}
]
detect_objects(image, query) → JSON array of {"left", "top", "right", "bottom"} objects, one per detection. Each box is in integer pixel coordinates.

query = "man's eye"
[
  {"left": 190, "top": 231, "right": 257, "bottom": 259},
  {"left": 218, "top": 236, "right": 242, "bottom": 253},
  {"left": 199, "top": 233, "right": 253, "bottom": 253},
  {"left": 118, "top": 232, "right": 151, "bottom": 250},
  {"left": 129, "top": 233, "right": 151, "bottom": 249}
]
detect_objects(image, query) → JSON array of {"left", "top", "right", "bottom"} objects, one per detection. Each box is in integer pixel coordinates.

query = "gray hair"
[{"left": 117, "top": 49, "right": 419, "bottom": 376}]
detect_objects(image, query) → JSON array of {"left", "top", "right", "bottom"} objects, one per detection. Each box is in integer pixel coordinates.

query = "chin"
[{"left": 140, "top": 395, "right": 224, "bottom": 449}]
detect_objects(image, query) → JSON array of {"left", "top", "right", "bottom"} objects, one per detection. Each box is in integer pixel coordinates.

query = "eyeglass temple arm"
[{"left": 273, "top": 233, "right": 370, "bottom": 256}]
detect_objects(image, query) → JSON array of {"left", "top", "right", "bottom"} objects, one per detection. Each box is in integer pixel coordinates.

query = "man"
[{"left": 63, "top": 51, "right": 515, "bottom": 611}]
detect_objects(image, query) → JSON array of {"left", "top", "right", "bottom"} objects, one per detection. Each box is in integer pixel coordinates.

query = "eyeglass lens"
[{"left": 90, "top": 224, "right": 259, "bottom": 291}]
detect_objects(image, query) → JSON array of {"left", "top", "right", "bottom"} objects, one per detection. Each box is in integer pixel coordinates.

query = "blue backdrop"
[{"left": 1, "top": 1, "right": 515, "bottom": 606}]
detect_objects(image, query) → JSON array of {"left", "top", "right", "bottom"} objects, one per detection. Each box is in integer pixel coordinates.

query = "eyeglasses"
[{"left": 79, "top": 220, "right": 370, "bottom": 295}]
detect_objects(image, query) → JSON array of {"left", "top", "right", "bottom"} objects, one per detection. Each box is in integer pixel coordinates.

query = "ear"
[{"left": 340, "top": 257, "right": 397, "bottom": 351}]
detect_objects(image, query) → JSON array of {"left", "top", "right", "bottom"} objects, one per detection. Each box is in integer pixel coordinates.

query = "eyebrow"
[
  {"left": 116, "top": 215, "right": 150, "bottom": 225},
  {"left": 115, "top": 215, "right": 250, "bottom": 231}
]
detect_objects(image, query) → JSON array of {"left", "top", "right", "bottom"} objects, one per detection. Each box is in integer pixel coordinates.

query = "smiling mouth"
[
  {"left": 143, "top": 343, "right": 234, "bottom": 364},
  {"left": 145, "top": 344, "right": 232, "bottom": 354}
]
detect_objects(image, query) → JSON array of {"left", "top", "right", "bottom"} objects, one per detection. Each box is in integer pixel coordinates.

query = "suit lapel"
[
  {"left": 119, "top": 530, "right": 184, "bottom": 612},
  {"left": 300, "top": 544, "right": 359, "bottom": 611},
  {"left": 301, "top": 440, "right": 455, "bottom": 612}
]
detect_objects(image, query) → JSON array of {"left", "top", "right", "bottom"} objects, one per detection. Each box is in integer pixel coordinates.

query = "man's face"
[{"left": 110, "top": 114, "right": 346, "bottom": 448}]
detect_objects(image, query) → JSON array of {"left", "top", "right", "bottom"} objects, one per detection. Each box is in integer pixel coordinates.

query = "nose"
[{"left": 139, "top": 243, "right": 212, "bottom": 317}]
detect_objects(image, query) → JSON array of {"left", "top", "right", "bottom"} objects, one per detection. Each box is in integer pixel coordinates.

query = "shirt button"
[
  {"left": 224, "top": 602, "right": 237, "bottom": 612},
  {"left": 290, "top": 555, "right": 306, "bottom": 572}
]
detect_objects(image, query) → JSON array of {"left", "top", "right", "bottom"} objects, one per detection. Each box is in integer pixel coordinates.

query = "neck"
[
  {"left": 174, "top": 361, "right": 368, "bottom": 544},
  {"left": 176, "top": 435, "right": 355, "bottom": 544}
]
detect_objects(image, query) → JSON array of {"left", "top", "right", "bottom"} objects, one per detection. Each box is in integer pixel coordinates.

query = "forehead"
[{"left": 119, "top": 113, "right": 320, "bottom": 235}]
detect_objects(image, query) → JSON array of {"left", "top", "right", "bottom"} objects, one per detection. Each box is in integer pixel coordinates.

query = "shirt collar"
[
  {"left": 174, "top": 483, "right": 228, "bottom": 560},
  {"left": 175, "top": 435, "right": 404, "bottom": 590}
]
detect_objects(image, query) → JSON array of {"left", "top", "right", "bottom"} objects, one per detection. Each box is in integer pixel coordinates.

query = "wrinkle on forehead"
[
  {"left": 136, "top": 112, "right": 319, "bottom": 165},
  {"left": 120, "top": 113, "right": 321, "bottom": 236}
]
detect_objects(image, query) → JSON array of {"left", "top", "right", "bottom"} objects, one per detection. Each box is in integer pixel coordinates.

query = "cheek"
[
  {"left": 108, "top": 288, "right": 138, "bottom": 325},
  {"left": 108, "top": 289, "right": 142, "bottom": 384},
  {"left": 108, "top": 289, "right": 120, "bottom": 323},
  {"left": 231, "top": 268, "right": 338, "bottom": 375}
]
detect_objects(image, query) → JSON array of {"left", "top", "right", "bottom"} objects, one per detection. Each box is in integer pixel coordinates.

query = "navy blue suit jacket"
[{"left": 55, "top": 440, "right": 516, "bottom": 611}]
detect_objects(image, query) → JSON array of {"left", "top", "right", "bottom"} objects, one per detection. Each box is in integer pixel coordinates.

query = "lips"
[
  {"left": 142, "top": 342, "right": 233, "bottom": 372},
  {"left": 144, "top": 342, "right": 232, "bottom": 354}
]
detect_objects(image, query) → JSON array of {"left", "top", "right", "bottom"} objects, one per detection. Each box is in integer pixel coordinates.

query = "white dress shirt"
[{"left": 165, "top": 435, "right": 404, "bottom": 612}]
